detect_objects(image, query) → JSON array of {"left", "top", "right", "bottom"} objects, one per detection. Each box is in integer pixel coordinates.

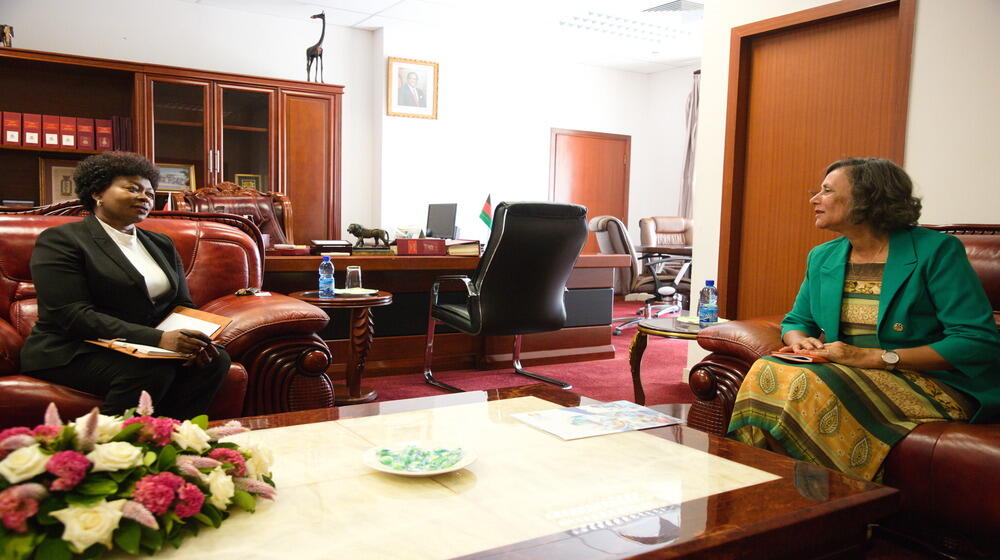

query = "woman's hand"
[
  {"left": 159, "top": 329, "right": 210, "bottom": 354},
  {"left": 807, "top": 341, "right": 882, "bottom": 368},
  {"left": 780, "top": 335, "right": 825, "bottom": 353}
]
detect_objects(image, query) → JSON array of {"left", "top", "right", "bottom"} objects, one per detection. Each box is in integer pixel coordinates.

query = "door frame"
[
  {"left": 716, "top": 0, "right": 915, "bottom": 318},
  {"left": 548, "top": 128, "right": 631, "bottom": 219}
]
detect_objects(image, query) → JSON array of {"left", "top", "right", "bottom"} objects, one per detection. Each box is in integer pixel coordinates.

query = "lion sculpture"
[{"left": 347, "top": 223, "right": 390, "bottom": 247}]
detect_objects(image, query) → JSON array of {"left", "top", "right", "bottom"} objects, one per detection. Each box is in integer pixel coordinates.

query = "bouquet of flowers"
[{"left": 0, "top": 392, "right": 275, "bottom": 559}]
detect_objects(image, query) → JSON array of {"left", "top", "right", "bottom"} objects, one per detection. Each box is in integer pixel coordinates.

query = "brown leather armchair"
[
  {"left": 169, "top": 182, "right": 294, "bottom": 245},
  {"left": 638, "top": 216, "right": 693, "bottom": 247},
  {"left": 687, "top": 224, "right": 1000, "bottom": 557},
  {"left": 0, "top": 211, "right": 334, "bottom": 428}
]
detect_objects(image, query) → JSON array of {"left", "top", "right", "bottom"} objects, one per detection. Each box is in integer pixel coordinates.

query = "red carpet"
[{"left": 367, "top": 300, "right": 695, "bottom": 405}]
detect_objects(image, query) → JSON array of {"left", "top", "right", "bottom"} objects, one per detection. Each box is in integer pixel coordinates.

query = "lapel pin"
[{"left": 893, "top": 322, "right": 904, "bottom": 332}]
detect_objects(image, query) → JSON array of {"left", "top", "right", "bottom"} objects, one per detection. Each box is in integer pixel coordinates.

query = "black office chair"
[{"left": 422, "top": 201, "right": 588, "bottom": 392}]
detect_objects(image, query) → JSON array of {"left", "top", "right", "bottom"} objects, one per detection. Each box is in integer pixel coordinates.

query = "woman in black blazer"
[{"left": 20, "top": 152, "right": 229, "bottom": 418}]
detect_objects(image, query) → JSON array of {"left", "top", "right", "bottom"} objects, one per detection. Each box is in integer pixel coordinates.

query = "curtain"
[{"left": 678, "top": 70, "right": 700, "bottom": 219}]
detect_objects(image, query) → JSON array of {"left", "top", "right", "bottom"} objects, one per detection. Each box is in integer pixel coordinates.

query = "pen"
[{"left": 180, "top": 331, "right": 226, "bottom": 350}]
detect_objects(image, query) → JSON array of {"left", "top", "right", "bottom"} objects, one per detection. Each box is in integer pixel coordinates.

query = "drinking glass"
[{"left": 345, "top": 266, "right": 363, "bottom": 289}]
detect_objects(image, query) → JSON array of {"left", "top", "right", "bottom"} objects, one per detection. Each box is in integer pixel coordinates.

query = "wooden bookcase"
[{"left": 0, "top": 48, "right": 342, "bottom": 240}]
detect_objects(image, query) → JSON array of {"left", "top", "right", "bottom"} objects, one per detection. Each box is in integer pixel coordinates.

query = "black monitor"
[{"left": 426, "top": 203, "right": 457, "bottom": 239}]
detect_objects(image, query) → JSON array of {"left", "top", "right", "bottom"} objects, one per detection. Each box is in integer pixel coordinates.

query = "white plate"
[
  {"left": 333, "top": 288, "right": 378, "bottom": 297},
  {"left": 676, "top": 315, "right": 729, "bottom": 325},
  {"left": 362, "top": 441, "right": 476, "bottom": 477}
]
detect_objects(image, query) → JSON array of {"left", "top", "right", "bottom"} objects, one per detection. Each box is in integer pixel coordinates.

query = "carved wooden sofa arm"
[{"left": 687, "top": 316, "right": 785, "bottom": 435}]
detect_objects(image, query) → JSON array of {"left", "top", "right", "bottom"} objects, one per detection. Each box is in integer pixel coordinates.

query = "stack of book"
[
  {"left": 1, "top": 112, "right": 118, "bottom": 151},
  {"left": 310, "top": 240, "right": 353, "bottom": 255},
  {"left": 446, "top": 239, "right": 481, "bottom": 256},
  {"left": 353, "top": 245, "right": 393, "bottom": 256},
  {"left": 394, "top": 238, "right": 482, "bottom": 256}
]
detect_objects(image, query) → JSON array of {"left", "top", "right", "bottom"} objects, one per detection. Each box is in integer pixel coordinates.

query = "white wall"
[
  {"left": 688, "top": 0, "right": 1000, "bottom": 366},
  {"left": 376, "top": 22, "right": 695, "bottom": 243},
  {"left": 3, "top": 0, "right": 377, "bottom": 231},
  {"left": 904, "top": 0, "right": 1000, "bottom": 224}
]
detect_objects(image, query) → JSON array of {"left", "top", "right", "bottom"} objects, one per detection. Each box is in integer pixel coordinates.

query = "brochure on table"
[{"left": 512, "top": 401, "right": 683, "bottom": 440}]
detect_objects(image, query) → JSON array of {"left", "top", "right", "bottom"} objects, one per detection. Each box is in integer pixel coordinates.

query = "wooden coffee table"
[
  {"left": 629, "top": 316, "right": 704, "bottom": 405},
  {"left": 203, "top": 384, "right": 897, "bottom": 559}
]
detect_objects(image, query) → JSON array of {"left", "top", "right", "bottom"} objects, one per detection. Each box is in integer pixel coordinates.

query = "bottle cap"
[
  {"left": 322, "top": 256, "right": 330, "bottom": 261},
  {"left": 706, "top": 280, "right": 715, "bottom": 286}
]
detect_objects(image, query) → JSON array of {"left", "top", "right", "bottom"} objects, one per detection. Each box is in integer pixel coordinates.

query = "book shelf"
[{"left": 0, "top": 48, "right": 344, "bottom": 241}]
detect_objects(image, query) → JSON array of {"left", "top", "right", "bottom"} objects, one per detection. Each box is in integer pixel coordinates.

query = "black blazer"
[{"left": 20, "top": 215, "right": 194, "bottom": 372}]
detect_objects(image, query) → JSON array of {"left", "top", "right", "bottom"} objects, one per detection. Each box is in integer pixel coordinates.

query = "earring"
[{"left": 97, "top": 200, "right": 103, "bottom": 206}]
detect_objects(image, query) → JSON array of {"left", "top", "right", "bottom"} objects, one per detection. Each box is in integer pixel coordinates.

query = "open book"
[
  {"left": 86, "top": 307, "right": 231, "bottom": 359},
  {"left": 770, "top": 352, "right": 830, "bottom": 363}
]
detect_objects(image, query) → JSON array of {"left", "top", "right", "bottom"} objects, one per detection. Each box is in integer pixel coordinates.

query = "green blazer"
[{"left": 781, "top": 227, "right": 1000, "bottom": 422}]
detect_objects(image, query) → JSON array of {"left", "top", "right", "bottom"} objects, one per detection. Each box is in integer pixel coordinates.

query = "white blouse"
[{"left": 96, "top": 217, "right": 171, "bottom": 299}]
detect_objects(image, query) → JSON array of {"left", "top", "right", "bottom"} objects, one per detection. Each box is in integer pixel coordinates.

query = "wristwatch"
[{"left": 881, "top": 349, "right": 900, "bottom": 371}]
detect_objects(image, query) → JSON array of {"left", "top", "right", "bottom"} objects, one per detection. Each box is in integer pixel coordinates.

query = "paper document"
[
  {"left": 85, "top": 306, "right": 231, "bottom": 359},
  {"left": 156, "top": 313, "right": 221, "bottom": 338},
  {"left": 512, "top": 401, "right": 683, "bottom": 440}
]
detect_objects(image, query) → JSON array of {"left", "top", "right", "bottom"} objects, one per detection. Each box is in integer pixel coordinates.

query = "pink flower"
[
  {"left": 206, "top": 421, "right": 248, "bottom": 441},
  {"left": 137, "top": 391, "right": 155, "bottom": 416},
  {"left": 173, "top": 483, "right": 205, "bottom": 519},
  {"left": 234, "top": 477, "right": 277, "bottom": 501},
  {"left": 0, "top": 427, "right": 33, "bottom": 460},
  {"left": 44, "top": 403, "right": 63, "bottom": 427},
  {"left": 122, "top": 416, "right": 179, "bottom": 447},
  {"left": 0, "top": 486, "right": 39, "bottom": 533},
  {"left": 123, "top": 500, "right": 159, "bottom": 530},
  {"left": 46, "top": 451, "right": 92, "bottom": 492},
  {"left": 0, "top": 434, "right": 35, "bottom": 451},
  {"left": 6, "top": 483, "right": 47, "bottom": 501},
  {"left": 207, "top": 448, "right": 247, "bottom": 476},
  {"left": 76, "top": 408, "right": 100, "bottom": 452},
  {"left": 33, "top": 424, "right": 61, "bottom": 442},
  {"left": 132, "top": 473, "right": 183, "bottom": 515}
]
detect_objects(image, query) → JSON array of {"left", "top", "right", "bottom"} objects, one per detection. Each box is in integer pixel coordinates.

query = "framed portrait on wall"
[
  {"left": 39, "top": 158, "right": 81, "bottom": 205},
  {"left": 387, "top": 57, "right": 438, "bottom": 119},
  {"left": 156, "top": 163, "right": 196, "bottom": 192}
]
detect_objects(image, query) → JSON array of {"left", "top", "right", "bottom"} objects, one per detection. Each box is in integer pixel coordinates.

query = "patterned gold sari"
[{"left": 728, "top": 263, "right": 974, "bottom": 480}]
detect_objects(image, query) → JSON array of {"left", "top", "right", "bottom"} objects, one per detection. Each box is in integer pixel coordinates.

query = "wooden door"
[
  {"left": 550, "top": 129, "right": 630, "bottom": 254},
  {"left": 718, "top": 0, "right": 914, "bottom": 319},
  {"left": 281, "top": 90, "right": 340, "bottom": 242}
]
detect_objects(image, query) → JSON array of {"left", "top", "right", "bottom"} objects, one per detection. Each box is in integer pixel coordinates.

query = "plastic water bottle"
[
  {"left": 697, "top": 280, "right": 719, "bottom": 328},
  {"left": 318, "top": 256, "right": 335, "bottom": 298}
]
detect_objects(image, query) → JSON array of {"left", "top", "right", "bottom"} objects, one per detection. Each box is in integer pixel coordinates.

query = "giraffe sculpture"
[{"left": 306, "top": 12, "right": 325, "bottom": 83}]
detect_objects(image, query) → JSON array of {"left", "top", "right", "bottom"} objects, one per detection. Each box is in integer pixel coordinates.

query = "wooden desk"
[
  {"left": 264, "top": 254, "right": 629, "bottom": 379},
  {"left": 204, "top": 384, "right": 897, "bottom": 559}
]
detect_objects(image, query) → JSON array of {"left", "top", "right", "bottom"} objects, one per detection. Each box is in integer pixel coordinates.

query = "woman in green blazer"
[{"left": 728, "top": 158, "right": 1000, "bottom": 480}]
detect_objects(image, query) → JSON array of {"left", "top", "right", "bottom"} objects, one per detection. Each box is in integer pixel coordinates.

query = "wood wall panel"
[
  {"left": 719, "top": 0, "right": 913, "bottom": 319},
  {"left": 283, "top": 92, "right": 334, "bottom": 242}
]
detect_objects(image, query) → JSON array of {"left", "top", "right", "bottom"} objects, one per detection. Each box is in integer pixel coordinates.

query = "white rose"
[
  {"left": 172, "top": 421, "right": 211, "bottom": 453},
  {"left": 73, "top": 413, "right": 123, "bottom": 443},
  {"left": 0, "top": 444, "right": 48, "bottom": 483},
  {"left": 50, "top": 499, "right": 125, "bottom": 553},
  {"left": 242, "top": 444, "right": 274, "bottom": 480},
  {"left": 86, "top": 442, "right": 143, "bottom": 472},
  {"left": 207, "top": 467, "right": 235, "bottom": 510}
]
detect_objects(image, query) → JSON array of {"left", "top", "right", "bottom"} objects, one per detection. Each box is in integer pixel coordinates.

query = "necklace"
[{"left": 851, "top": 240, "right": 888, "bottom": 263}]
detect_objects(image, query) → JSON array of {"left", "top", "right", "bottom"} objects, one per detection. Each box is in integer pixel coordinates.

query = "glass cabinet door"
[
  {"left": 149, "top": 78, "right": 209, "bottom": 192},
  {"left": 218, "top": 86, "right": 273, "bottom": 191}
]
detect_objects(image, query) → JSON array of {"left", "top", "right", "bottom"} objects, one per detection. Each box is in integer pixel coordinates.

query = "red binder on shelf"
[
  {"left": 95, "top": 118, "right": 113, "bottom": 150},
  {"left": 42, "top": 115, "right": 60, "bottom": 148},
  {"left": 2, "top": 112, "right": 21, "bottom": 146},
  {"left": 22, "top": 113, "right": 41, "bottom": 147},
  {"left": 76, "top": 118, "right": 95, "bottom": 150},
  {"left": 59, "top": 116, "right": 76, "bottom": 148}
]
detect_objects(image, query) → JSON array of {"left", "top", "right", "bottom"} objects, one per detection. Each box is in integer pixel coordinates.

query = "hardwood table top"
[
  {"left": 206, "top": 385, "right": 897, "bottom": 560},
  {"left": 288, "top": 289, "right": 393, "bottom": 308}
]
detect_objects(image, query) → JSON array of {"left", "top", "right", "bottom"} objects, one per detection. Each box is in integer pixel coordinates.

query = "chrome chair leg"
[
  {"left": 510, "top": 335, "right": 572, "bottom": 389},
  {"left": 422, "top": 309, "right": 463, "bottom": 393}
]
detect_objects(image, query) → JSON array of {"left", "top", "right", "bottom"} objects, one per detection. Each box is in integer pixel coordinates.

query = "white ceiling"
[{"left": 176, "top": 0, "right": 704, "bottom": 73}]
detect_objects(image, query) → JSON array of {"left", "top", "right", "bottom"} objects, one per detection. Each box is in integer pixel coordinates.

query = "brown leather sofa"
[
  {"left": 687, "top": 224, "right": 1000, "bottom": 557},
  {"left": 169, "top": 182, "right": 294, "bottom": 245},
  {"left": 0, "top": 211, "right": 335, "bottom": 428}
]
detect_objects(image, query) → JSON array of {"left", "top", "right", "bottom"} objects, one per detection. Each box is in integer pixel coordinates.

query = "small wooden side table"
[
  {"left": 629, "top": 316, "right": 701, "bottom": 405},
  {"left": 290, "top": 290, "right": 393, "bottom": 405}
]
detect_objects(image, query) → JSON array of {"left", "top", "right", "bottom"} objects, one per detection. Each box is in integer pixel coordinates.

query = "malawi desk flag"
[{"left": 479, "top": 195, "right": 493, "bottom": 228}]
